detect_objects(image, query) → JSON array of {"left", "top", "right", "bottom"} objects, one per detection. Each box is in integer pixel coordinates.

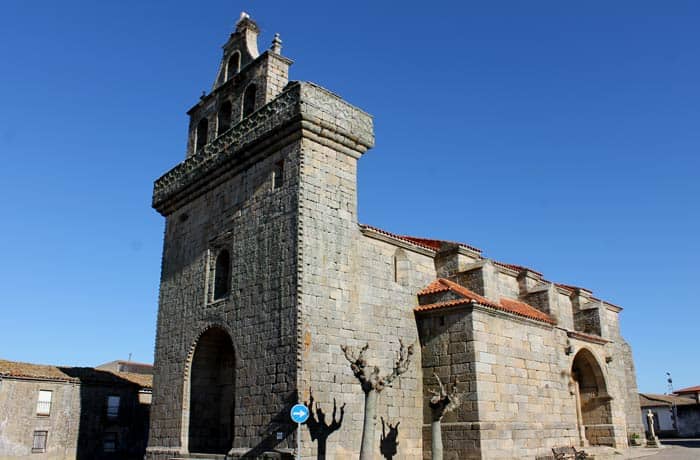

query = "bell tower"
[
  {"left": 184, "top": 12, "right": 292, "bottom": 159},
  {"left": 146, "top": 12, "right": 374, "bottom": 460}
]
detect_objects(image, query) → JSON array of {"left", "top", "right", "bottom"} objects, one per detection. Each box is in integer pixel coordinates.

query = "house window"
[
  {"left": 36, "top": 390, "right": 52, "bottom": 416},
  {"left": 32, "top": 431, "right": 48, "bottom": 453},
  {"left": 214, "top": 250, "right": 231, "bottom": 300},
  {"left": 217, "top": 101, "right": 232, "bottom": 136},
  {"left": 103, "top": 432, "right": 117, "bottom": 453},
  {"left": 272, "top": 160, "right": 284, "bottom": 190},
  {"left": 242, "top": 84, "right": 257, "bottom": 118},
  {"left": 106, "top": 395, "right": 120, "bottom": 419},
  {"left": 226, "top": 52, "right": 240, "bottom": 81},
  {"left": 195, "top": 118, "right": 208, "bottom": 153}
]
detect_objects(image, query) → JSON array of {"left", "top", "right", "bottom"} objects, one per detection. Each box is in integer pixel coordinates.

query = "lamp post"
[{"left": 667, "top": 372, "right": 678, "bottom": 436}]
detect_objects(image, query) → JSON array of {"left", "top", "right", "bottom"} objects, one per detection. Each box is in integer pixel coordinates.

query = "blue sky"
[{"left": 0, "top": 1, "right": 697, "bottom": 394}]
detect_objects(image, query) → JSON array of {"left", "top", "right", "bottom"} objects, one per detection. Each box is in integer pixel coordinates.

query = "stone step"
[{"left": 170, "top": 455, "right": 227, "bottom": 460}]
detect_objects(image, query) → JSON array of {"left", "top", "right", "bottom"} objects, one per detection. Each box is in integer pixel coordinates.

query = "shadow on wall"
[
  {"left": 236, "top": 392, "right": 297, "bottom": 459},
  {"left": 304, "top": 389, "right": 345, "bottom": 460},
  {"left": 58, "top": 367, "right": 149, "bottom": 460},
  {"left": 380, "top": 417, "right": 400, "bottom": 460}
]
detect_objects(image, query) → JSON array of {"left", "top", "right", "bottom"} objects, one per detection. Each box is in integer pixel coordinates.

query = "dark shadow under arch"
[{"left": 188, "top": 327, "right": 235, "bottom": 454}]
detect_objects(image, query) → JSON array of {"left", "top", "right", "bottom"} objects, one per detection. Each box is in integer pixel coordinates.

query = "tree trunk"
[
  {"left": 431, "top": 419, "right": 443, "bottom": 460},
  {"left": 360, "top": 390, "right": 378, "bottom": 460}
]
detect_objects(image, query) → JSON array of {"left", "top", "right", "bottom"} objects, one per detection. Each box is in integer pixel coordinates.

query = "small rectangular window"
[
  {"left": 272, "top": 160, "right": 284, "bottom": 190},
  {"left": 103, "top": 432, "right": 117, "bottom": 452},
  {"left": 106, "top": 395, "right": 120, "bottom": 419},
  {"left": 36, "top": 390, "right": 52, "bottom": 416},
  {"left": 32, "top": 431, "right": 48, "bottom": 453}
]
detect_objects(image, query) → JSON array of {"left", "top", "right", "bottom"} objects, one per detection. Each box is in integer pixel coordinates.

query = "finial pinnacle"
[{"left": 271, "top": 33, "right": 282, "bottom": 54}]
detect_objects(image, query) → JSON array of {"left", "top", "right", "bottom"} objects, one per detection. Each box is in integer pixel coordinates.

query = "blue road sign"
[{"left": 290, "top": 403, "right": 309, "bottom": 424}]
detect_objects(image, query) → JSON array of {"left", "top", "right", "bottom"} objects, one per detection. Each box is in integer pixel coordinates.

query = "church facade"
[{"left": 146, "top": 14, "right": 644, "bottom": 460}]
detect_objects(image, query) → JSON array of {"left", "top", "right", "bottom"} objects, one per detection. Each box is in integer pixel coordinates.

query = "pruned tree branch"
[
  {"left": 341, "top": 340, "right": 414, "bottom": 394},
  {"left": 429, "top": 373, "right": 461, "bottom": 420}
]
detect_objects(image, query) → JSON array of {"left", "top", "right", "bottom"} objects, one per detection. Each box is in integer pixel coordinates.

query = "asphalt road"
[{"left": 647, "top": 439, "right": 700, "bottom": 459}]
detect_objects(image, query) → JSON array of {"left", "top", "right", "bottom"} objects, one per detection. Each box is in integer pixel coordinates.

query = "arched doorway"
[
  {"left": 188, "top": 327, "right": 235, "bottom": 454},
  {"left": 571, "top": 349, "right": 613, "bottom": 446}
]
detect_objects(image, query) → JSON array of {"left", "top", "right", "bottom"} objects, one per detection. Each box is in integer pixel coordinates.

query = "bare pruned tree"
[
  {"left": 341, "top": 340, "right": 414, "bottom": 460},
  {"left": 428, "top": 373, "right": 462, "bottom": 460}
]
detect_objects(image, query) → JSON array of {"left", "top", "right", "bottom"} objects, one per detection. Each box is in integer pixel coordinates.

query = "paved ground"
[{"left": 645, "top": 439, "right": 700, "bottom": 459}]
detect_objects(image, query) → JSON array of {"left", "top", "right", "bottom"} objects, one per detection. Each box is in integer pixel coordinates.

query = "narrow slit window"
[
  {"left": 272, "top": 160, "right": 284, "bottom": 190},
  {"left": 217, "top": 101, "right": 232, "bottom": 136},
  {"left": 214, "top": 250, "right": 231, "bottom": 300},
  {"left": 195, "top": 118, "right": 208, "bottom": 153},
  {"left": 242, "top": 84, "right": 257, "bottom": 118},
  {"left": 226, "top": 52, "right": 240, "bottom": 81}
]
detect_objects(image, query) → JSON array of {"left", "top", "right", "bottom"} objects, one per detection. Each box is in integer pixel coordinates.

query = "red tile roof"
[
  {"left": 361, "top": 224, "right": 620, "bottom": 310},
  {"left": 494, "top": 261, "right": 543, "bottom": 276},
  {"left": 415, "top": 278, "right": 555, "bottom": 324},
  {"left": 499, "top": 298, "right": 555, "bottom": 324},
  {"left": 359, "top": 224, "right": 481, "bottom": 253},
  {"left": 0, "top": 359, "right": 152, "bottom": 388},
  {"left": 676, "top": 385, "right": 700, "bottom": 394}
]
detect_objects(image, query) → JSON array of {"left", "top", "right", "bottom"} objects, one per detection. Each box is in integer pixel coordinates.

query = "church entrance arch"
[
  {"left": 571, "top": 349, "right": 613, "bottom": 446},
  {"left": 187, "top": 326, "right": 235, "bottom": 454}
]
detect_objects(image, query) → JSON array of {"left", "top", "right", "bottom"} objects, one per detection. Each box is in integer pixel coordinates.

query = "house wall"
[
  {"left": 641, "top": 405, "right": 675, "bottom": 434},
  {"left": 0, "top": 377, "right": 149, "bottom": 460},
  {"left": 0, "top": 379, "right": 79, "bottom": 460},
  {"left": 678, "top": 406, "right": 700, "bottom": 437}
]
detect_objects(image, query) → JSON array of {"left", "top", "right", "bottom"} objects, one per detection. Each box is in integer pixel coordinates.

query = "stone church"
[{"left": 146, "top": 14, "right": 644, "bottom": 460}]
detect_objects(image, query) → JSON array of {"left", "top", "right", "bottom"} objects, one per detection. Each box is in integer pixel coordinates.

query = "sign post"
[{"left": 290, "top": 403, "right": 309, "bottom": 460}]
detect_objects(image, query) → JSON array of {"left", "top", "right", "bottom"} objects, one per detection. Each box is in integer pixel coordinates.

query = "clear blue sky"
[{"left": 0, "top": 1, "right": 697, "bottom": 394}]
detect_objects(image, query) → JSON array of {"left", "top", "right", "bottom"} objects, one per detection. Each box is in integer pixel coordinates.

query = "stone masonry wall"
[
  {"left": 294, "top": 80, "right": 433, "bottom": 458},
  {"left": 470, "top": 309, "right": 580, "bottom": 459},
  {"left": 296, "top": 135, "right": 430, "bottom": 459},
  {"left": 417, "top": 309, "right": 481, "bottom": 460},
  {"left": 148, "top": 138, "right": 301, "bottom": 456}
]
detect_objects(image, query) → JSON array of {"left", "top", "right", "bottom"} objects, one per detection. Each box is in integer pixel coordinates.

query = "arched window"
[
  {"left": 226, "top": 52, "right": 240, "bottom": 81},
  {"left": 217, "top": 101, "right": 232, "bottom": 136},
  {"left": 195, "top": 118, "right": 208, "bottom": 153},
  {"left": 213, "top": 250, "right": 230, "bottom": 300},
  {"left": 242, "top": 84, "right": 257, "bottom": 118}
]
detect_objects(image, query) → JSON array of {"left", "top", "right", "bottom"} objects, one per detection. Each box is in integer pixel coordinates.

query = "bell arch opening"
[
  {"left": 571, "top": 348, "right": 613, "bottom": 446},
  {"left": 187, "top": 327, "right": 235, "bottom": 454}
]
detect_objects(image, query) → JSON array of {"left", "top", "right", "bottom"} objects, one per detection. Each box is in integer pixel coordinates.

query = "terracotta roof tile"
[
  {"left": 499, "top": 298, "right": 556, "bottom": 324},
  {"left": 361, "top": 224, "right": 618, "bottom": 310},
  {"left": 415, "top": 279, "right": 555, "bottom": 324},
  {"left": 494, "top": 262, "right": 543, "bottom": 276},
  {"left": 417, "top": 279, "right": 451, "bottom": 296},
  {"left": 414, "top": 298, "right": 474, "bottom": 312},
  {"left": 359, "top": 224, "right": 481, "bottom": 253}
]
